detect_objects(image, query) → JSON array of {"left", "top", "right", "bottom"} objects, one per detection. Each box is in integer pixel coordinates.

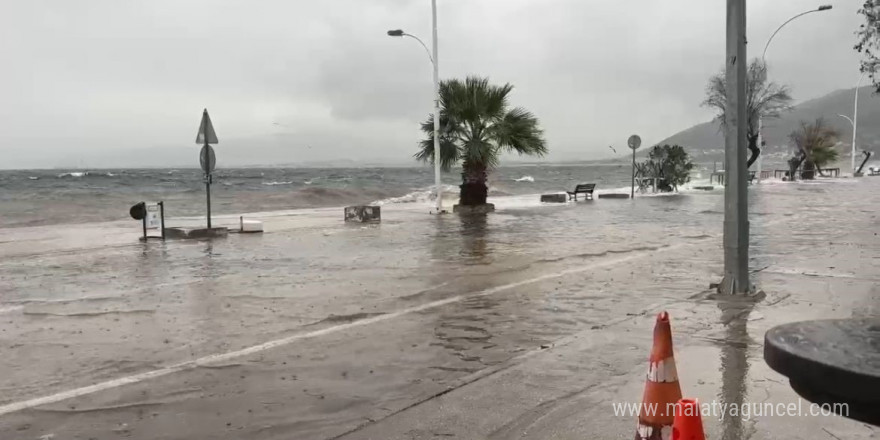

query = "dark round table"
[{"left": 764, "top": 319, "right": 880, "bottom": 426}]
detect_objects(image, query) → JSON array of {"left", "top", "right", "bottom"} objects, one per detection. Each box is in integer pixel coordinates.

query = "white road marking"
[
  {"left": 0, "top": 238, "right": 712, "bottom": 417},
  {"left": 0, "top": 305, "right": 24, "bottom": 314}
]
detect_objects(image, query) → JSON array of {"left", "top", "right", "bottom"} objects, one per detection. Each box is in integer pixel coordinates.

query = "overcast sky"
[{"left": 0, "top": 0, "right": 867, "bottom": 169}]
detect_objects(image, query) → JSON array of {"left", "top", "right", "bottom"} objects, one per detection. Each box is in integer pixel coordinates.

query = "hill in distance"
[{"left": 659, "top": 86, "right": 880, "bottom": 162}]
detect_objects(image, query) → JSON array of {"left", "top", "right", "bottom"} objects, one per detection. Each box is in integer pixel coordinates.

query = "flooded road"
[{"left": 0, "top": 180, "right": 877, "bottom": 439}]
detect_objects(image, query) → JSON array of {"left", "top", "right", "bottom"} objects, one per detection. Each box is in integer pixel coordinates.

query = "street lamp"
[
  {"left": 850, "top": 70, "right": 872, "bottom": 175},
  {"left": 388, "top": 0, "right": 444, "bottom": 213},
  {"left": 757, "top": 5, "right": 832, "bottom": 183}
]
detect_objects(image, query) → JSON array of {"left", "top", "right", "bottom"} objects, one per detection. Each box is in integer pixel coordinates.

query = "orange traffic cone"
[
  {"left": 672, "top": 399, "right": 706, "bottom": 440},
  {"left": 635, "top": 311, "right": 683, "bottom": 440}
]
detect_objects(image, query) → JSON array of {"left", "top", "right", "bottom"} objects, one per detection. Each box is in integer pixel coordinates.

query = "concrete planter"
[
  {"left": 453, "top": 204, "right": 495, "bottom": 214},
  {"left": 540, "top": 194, "right": 567, "bottom": 203},
  {"left": 598, "top": 193, "right": 630, "bottom": 199},
  {"left": 345, "top": 206, "right": 381, "bottom": 223},
  {"left": 164, "top": 227, "right": 228, "bottom": 240}
]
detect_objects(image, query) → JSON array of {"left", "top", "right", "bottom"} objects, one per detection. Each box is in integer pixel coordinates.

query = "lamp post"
[
  {"left": 851, "top": 71, "right": 869, "bottom": 175},
  {"left": 757, "top": 5, "right": 832, "bottom": 184},
  {"left": 388, "top": 0, "right": 444, "bottom": 213}
]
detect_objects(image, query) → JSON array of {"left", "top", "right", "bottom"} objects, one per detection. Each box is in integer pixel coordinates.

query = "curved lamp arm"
[
  {"left": 387, "top": 30, "right": 434, "bottom": 65},
  {"left": 762, "top": 5, "right": 832, "bottom": 61}
]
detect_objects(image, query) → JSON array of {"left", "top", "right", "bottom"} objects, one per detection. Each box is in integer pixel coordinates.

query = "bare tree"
[{"left": 703, "top": 59, "right": 793, "bottom": 167}]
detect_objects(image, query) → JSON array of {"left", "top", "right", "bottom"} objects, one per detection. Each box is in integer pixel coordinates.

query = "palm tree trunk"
[
  {"left": 459, "top": 161, "right": 488, "bottom": 206},
  {"left": 803, "top": 161, "right": 816, "bottom": 180},
  {"left": 747, "top": 133, "right": 760, "bottom": 168}
]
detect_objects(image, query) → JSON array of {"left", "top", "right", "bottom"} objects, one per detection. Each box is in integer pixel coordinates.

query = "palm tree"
[
  {"left": 416, "top": 76, "right": 547, "bottom": 207},
  {"left": 789, "top": 118, "right": 840, "bottom": 180},
  {"left": 703, "top": 59, "right": 793, "bottom": 167}
]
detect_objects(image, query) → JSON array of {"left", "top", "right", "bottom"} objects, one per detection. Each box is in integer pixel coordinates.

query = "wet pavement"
[{"left": 0, "top": 179, "right": 878, "bottom": 439}]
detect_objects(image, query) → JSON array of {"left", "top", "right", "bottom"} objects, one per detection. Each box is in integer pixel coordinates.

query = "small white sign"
[{"left": 145, "top": 203, "right": 162, "bottom": 230}]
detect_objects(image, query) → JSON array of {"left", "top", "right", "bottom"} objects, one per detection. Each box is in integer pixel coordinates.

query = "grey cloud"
[{"left": 0, "top": 0, "right": 868, "bottom": 168}]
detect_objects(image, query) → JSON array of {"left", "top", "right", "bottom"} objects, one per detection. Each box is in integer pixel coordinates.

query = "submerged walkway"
[{"left": 0, "top": 179, "right": 877, "bottom": 439}]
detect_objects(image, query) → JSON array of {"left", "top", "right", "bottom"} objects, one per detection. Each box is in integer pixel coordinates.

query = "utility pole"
[{"left": 720, "top": 0, "right": 751, "bottom": 295}]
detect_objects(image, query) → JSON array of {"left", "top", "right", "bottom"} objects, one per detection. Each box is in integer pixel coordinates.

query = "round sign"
[
  {"left": 628, "top": 135, "right": 642, "bottom": 150},
  {"left": 200, "top": 145, "right": 216, "bottom": 173},
  {"left": 129, "top": 202, "right": 146, "bottom": 220}
]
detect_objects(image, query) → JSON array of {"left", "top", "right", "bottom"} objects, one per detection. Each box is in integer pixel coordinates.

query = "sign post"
[
  {"left": 196, "top": 109, "right": 219, "bottom": 228},
  {"left": 628, "top": 135, "right": 642, "bottom": 199}
]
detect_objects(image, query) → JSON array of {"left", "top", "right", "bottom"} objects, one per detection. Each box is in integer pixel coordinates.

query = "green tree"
[
  {"left": 641, "top": 144, "right": 695, "bottom": 192},
  {"left": 856, "top": 1, "right": 880, "bottom": 89},
  {"left": 416, "top": 76, "right": 547, "bottom": 206},
  {"left": 789, "top": 118, "right": 840, "bottom": 180},
  {"left": 702, "top": 59, "right": 793, "bottom": 167}
]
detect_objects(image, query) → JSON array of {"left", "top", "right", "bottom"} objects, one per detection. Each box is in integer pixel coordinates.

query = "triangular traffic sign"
[{"left": 196, "top": 109, "right": 219, "bottom": 145}]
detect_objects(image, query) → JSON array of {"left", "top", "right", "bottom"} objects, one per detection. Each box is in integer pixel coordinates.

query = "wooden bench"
[{"left": 567, "top": 183, "right": 596, "bottom": 201}]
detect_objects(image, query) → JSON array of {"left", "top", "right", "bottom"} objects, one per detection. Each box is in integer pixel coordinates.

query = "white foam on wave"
[
  {"left": 514, "top": 176, "right": 535, "bottom": 183},
  {"left": 262, "top": 181, "right": 294, "bottom": 186},
  {"left": 57, "top": 172, "right": 89, "bottom": 178},
  {"left": 56, "top": 171, "right": 116, "bottom": 178},
  {"left": 373, "top": 184, "right": 459, "bottom": 206}
]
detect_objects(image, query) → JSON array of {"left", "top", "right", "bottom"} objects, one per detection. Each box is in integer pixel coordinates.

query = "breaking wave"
[
  {"left": 514, "top": 175, "right": 535, "bottom": 183},
  {"left": 57, "top": 171, "right": 117, "bottom": 178},
  {"left": 262, "top": 181, "right": 294, "bottom": 186},
  {"left": 373, "top": 184, "right": 458, "bottom": 205}
]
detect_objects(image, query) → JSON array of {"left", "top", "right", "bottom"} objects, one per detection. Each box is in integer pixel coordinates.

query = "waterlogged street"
[{"left": 0, "top": 180, "right": 878, "bottom": 439}]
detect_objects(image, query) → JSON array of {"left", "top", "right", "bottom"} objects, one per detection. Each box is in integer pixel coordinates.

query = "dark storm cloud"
[{"left": 0, "top": 0, "right": 866, "bottom": 168}]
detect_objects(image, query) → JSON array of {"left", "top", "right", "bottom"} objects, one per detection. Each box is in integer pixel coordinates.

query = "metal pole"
[
  {"left": 204, "top": 144, "right": 212, "bottom": 229},
  {"left": 431, "top": 0, "right": 443, "bottom": 213},
  {"left": 159, "top": 201, "right": 165, "bottom": 240},
  {"left": 720, "top": 0, "right": 750, "bottom": 295},
  {"left": 853, "top": 72, "right": 865, "bottom": 175},
  {"left": 631, "top": 148, "right": 635, "bottom": 198}
]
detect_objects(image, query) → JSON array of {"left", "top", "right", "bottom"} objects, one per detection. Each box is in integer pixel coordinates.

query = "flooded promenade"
[{"left": 0, "top": 179, "right": 877, "bottom": 439}]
